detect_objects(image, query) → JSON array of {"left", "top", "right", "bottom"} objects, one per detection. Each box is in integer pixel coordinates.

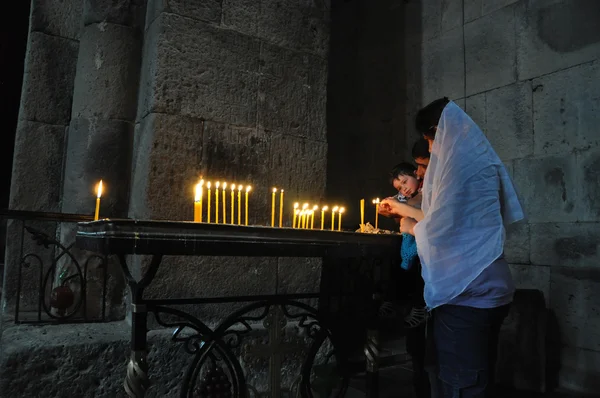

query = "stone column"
[{"left": 60, "top": 0, "right": 145, "bottom": 320}]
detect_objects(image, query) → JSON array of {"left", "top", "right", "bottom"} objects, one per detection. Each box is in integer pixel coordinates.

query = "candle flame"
[
  {"left": 200, "top": 179, "right": 204, "bottom": 186},
  {"left": 207, "top": 181, "right": 211, "bottom": 189},
  {"left": 238, "top": 185, "right": 243, "bottom": 191},
  {"left": 294, "top": 202, "right": 299, "bottom": 209},
  {"left": 302, "top": 203, "right": 309, "bottom": 210},
  {"left": 273, "top": 187, "right": 277, "bottom": 193},
  {"left": 231, "top": 183, "right": 236, "bottom": 190},
  {"left": 339, "top": 207, "right": 345, "bottom": 213},
  {"left": 280, "top": 189, "right": 284, "bottom": 193},
  {"left": 322, "top": 206, "right": 328, "bottom": 211},
  {"left": 246, "top": 185, "right": 251, "bottom": 192},
  {"left": 295, "top": 209, "right": 300, "bottom": 215},
  {"left": 332, "top": 206, "right": 339, "bottom": 212},
  {"left": 216, "top": 181, "right": 220, "bottom": 188},
  {"left": 195, "top": 182, "right": 202, "bottom": 201},
  {"left": 222, "top": 182, "right": 227, "bottom": 189},
  {"left": 97, "top": 180, "right": 103, "bottom": 198},
  {"left": 313, "top": 205, "right": 318, "bottom": 210}
]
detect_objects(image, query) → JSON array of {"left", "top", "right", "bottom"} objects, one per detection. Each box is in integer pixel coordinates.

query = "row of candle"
[
  {"left": 359, "top": 198, "right": 380, "bottom": 231},
  {"left": 194, "top": 179, "right": 251, "bottom": 225},
  {"left": 291, "top": 203, "right": 345, "bottom": 231}
]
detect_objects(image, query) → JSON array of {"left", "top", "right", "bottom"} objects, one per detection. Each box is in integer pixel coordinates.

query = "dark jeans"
[{"left": 432, "top": 304, "right": 510, "bottom": 398}]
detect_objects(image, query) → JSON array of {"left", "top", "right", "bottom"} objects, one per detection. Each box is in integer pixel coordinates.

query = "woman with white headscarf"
[{"left": 380, "top": 97, "right": 524, "bottom": 398}]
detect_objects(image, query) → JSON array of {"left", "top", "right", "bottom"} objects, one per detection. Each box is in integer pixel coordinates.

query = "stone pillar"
[{"left": 60, "top": 0, "right": 145, "bottom": 320}]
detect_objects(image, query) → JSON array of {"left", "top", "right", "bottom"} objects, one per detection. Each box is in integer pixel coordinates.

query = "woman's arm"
[{"left": 379, "top": 198, "right": 424, "bottom": 221}]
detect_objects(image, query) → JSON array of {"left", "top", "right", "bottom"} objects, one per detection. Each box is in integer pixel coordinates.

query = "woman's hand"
[
  {"left": 379, "top": 197, "right": 425, "bottom": 222},
  {"left": 400, "top": 217, "right": 417, "bottom": 236}
]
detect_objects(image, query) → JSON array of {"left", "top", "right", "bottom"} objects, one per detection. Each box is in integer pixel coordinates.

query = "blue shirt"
[{"left": 447, "top": 256, "right": 514, "bottom": 308}]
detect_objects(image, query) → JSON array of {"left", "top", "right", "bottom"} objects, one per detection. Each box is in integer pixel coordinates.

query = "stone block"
[
  {"left": 72, "top": 23, "right": 142, "bottom": 121},
  {"left": 257, "top": 0, "right": 330, "bottom": 57},
  {"left": 485, "top": 81, "right": 533, "bottom": 160},
  {"left": 146, "top": 0, "right": 222, "bottom": 26},
  {"left": 441, "top": 0, "right": 463, "bottom": 33},
  {"left": 512, "top": 155, "right": 578, "bottom": 223},
  {"left": 222, "top": 0, "right": 260, "bottom": 36},
  {"left": 202, "top": 121, "right": 272, "bottom": 225},
  {"left": 532, "top": 61, "right": 600, "bottom": 156},
  {"left": 579, "top": 147, "right": 600, "bottom": 221},
  {"left": 464, "top": 4, "right": 516, "bottom": 96},
  {"left": 129, "top": 113, "right": 204, "bottom": 221},
  {"left": 557, "top": 345, "right": 600, "bottom": 394},
  {"left": 270, "top": 135, "right": 327, "bottom": 201},
  {"left": 464, "top": 0, "right": 483, "bottom": 22},
  {"left": 508, "top": 264, "right": 550, "bottom": 306},
  {"left": 18, "top": 32, "right": 79, "bottom": 125},
  {"left": 30, "top": 0, "right": 83, "bottom": 39},
  {"left": 504, "top": 222, "right": 530, "bottom": 264},
  {"left": 421, "top": 26, "right": 465, "bottom": 103},
  {"left": 258, "top": 74, "right": 309, "bottom": 138},
  {"left": 530, "top": 223, "right": 600, "bottom": 268},
  {"left": 277, "top": 258, "right": 322, "bottom": 294},
  {"left": 516, "top": 0, "right": 600, "bottom": 81},
  {"left": 307, "top": 56, "right": 328, "bottom": 142},
  {"left": 140, "top": 13, "right": 260, "bottom": 126},
  {"left": 549, "top": 266, "right": 600, "bottom": 352},
  {"left": 62, "top": 118, "right": 134, "bottom": 217},
  {"left": 406, "top": 0, "right": 441, "bottom": 42},
  {"left": 9, "top": 121, "right": 66, "bottom": 212},
  {"left": 481, "top": 0, "right": 519, "bottom": 16},
  {"left": 465, "top": 92, "right": 486, "bottom": 133},
  {"left": 83, "top": 0, "right": 146, "bottom": 27}
]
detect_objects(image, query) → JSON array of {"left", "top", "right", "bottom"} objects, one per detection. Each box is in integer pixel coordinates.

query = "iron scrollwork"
[{"left": 150, "top": 300, "right": 349, "bottom": 398}]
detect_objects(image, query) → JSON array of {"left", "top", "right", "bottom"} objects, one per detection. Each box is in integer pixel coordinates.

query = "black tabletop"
[{"left": 76, "top": 219, "right": 402, "bottom": 259}]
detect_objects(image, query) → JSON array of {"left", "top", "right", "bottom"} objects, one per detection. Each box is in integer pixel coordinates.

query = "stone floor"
[{"left": 346, "top": 364, "right": 592, "bottom": 398}]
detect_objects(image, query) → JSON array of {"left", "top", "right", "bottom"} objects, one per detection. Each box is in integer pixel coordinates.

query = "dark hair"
[
  {"left": 415, "top": 97, "right": 450, "bottom": 138},
  {"left": 411, "top": 138, "right": 430, "bottom": 160},
  {"left": 389, "top": 162, "right": 416, "bottom": 183}
]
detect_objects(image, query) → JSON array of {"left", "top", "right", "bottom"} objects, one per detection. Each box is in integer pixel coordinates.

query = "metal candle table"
[{"left": 76, "top": 220, "right": 401, "bottom": 397}]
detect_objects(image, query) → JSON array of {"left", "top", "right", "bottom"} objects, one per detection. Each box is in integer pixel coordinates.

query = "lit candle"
[
  {"left": 207, "top": 181, "right": 212, "bottom": 223},
  {"left": 94, "top": 180, "right": 103, "bottom": 221},
  {"left": 245, "top": 185, "right": 251, "bottom": 226},
  {"left": 279, "top": 189, "right": 284, "bottom": 228},
  {"left": 320, "top": 206, "right": 328, "bottom": 230},
  {"left": 373, "top": 198, "right": 380, "bottom": 229},
  {"left": 331, "top": 206, "right": 338, "bottom": 231},
  {"left": 222, "top": 182, "right": 227, "bottom": 223},
  {"left": 230, "top": 184, "right": 236, "bottom": 224},
  {"left": 360, "top": 199, "right": 365, "bottom": 232},
  {"left": 194, "top": 181, "right": 202, "bottom": 222},
  {"left": 292, "top": 203, "right": 299, "bottom": 228},
  {"left": 215, "top": 181, "right": 220, "bottom": 224},
  {"left": 300, "top": 210, "right": 306, "bottom": 229},
  {"left": 302, "top": 203, "right": 309, "bottom": 229},
  {"left": 338, "top": 207, "right": 345, "bottom": 231},
  {"left": 311, "top": 205, "right": 318, "bottom": 229},
  {"left": 271, "top": 188, "right": 277, "bottom": 227},
  {"left": 237, "top": 184, "right": 242, "bottom": 225}
]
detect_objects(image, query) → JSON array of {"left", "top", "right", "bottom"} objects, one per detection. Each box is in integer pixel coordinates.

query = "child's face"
[{"left": 392, "top": 174, "right": 420, "bottom": 197}]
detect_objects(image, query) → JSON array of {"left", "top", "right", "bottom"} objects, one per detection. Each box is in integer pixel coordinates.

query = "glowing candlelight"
[
  {"left": 94, "top": 180, "right": 103, "bottom": 221},
  {"left": 311, "top": 205, "right": 318, "bottom": 229},
  {"left": 338, "top": 207, "right": 345, "bottom": 231},
  {"left": 237, "top": 184, "right": 242, "bottom": 225},
  {"left": 222, "top": 182, "right": 227, "bottom": 223},
  {"left": 194, "top": 181, "right": 203, "bottom": 222},
  {"left": 271, "top": 188, "right": 277, "bottom": 227},
  {"left": 292, "top": 203, "right": 299, "bottom": 228},
  {"left": 320, "top": 206, "right": 328, "bottom": 230},
  {"left": 360, "top": 199, "right": 365, "bottom": 232},
  {"left": 207, "top": 181, "right": 212, "bottom": 223},
  {"left": 373, "top": 198, "right": 380, "bottom": 229},
  {"left": 302, "top": 203, "right": 309, "bottom": 229},
  {"left": 331, "top": 206, "right": 338, "bottom": 231},
  {"left": 215, "top": 181, "right": 220, "bottom": 224},
  {"left": 279, "top": 189, "right": 284, "bottom": 228},
  {"left": 230, "top": 184, "right": 235, "bottom": 224},
  {"left": 245, "top": 185, "right": 251, "bottom": 226},
  {"left": 300, "top": 210, "right": 306, "bottom": 229}
]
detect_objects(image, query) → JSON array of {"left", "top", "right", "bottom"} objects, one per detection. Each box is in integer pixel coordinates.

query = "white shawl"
[{"left": 413, "top": 101, "right": 524, "bottom": 309}]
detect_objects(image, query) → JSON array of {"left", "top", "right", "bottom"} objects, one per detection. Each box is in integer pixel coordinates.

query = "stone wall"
[{"left": 404, "top": 0, "right": 600, "bottom": 393}]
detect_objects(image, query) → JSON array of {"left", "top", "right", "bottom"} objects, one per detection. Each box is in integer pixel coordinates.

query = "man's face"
[
  {"left": 414, "top": 157, "right": 429, "bottom": 179},
  {"left": 392, "top": 174, "right": 420, "bottom": 197}
]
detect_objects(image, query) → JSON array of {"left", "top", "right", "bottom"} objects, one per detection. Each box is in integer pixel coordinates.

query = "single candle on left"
[
  {"left": 94, "top": 180, "right": 103, "bottom": 221},
  {"left": 194, "top": 179, "right": 204, "bottom": 222},
  {"left": 245, "top": 185, "right": 251, "bottom": 226}
]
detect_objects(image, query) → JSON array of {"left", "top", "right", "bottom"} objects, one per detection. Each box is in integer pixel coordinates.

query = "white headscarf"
[{"left": 413, "top": 101, "right": 524, "bottom": 309}]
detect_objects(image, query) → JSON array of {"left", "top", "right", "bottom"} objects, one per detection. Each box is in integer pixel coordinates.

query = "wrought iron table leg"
[{"left": 119, "top": 254, "right": 163, "bottom": 398}]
